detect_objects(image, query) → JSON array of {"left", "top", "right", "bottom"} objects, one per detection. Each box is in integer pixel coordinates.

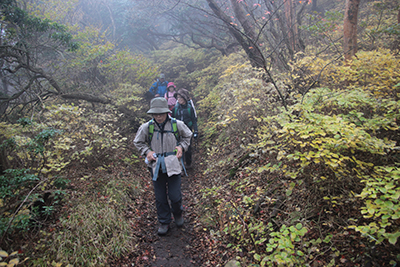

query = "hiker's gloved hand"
[{"left": 193, "top": 132, "right": 198, "bottom": 139}]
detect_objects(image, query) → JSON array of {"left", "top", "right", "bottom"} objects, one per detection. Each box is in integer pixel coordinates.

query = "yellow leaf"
[
  {"left": 0, "top": 251, "right": 8, "bottom": 257},
  {"left": 9, "top": 259, "right": 19, "bottom": 264},
  {"left": 8, "top": 258, "right": 19, "bottom": 266}
]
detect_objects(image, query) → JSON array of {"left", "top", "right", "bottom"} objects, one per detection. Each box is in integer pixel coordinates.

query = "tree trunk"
[
  {"left": 312, "top": 0, "right": 318, "bottom": 12},
  {"left": 398, "top": 8, "right": 400, "bottom": 24},
  {"left": 343, "top": 0, "right": 360, "bottom": 62},
  {"left": 230, "top": 0, "right": 257, "bottom": 41},
  {"left": 284, "top": 0, "right": 297, "bottom": 54},
  {"left": 206, "top": 0, "right": 266, "bottom": 68}
]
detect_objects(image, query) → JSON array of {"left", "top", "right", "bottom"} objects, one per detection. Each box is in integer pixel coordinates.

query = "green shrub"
[
  {"left": 0, "top": 169, "right": 39, "bottom": 234},
  {"left": 200, "top": 49, "right": 400, "bottom": 265},
  {"left": 350, "top": 166, "right": 400, "bottom": 245},
  {"left": 251, "top": 51, "right": 400, "bottom": 248}
]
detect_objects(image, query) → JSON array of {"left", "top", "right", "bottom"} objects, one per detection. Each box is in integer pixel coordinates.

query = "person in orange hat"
[{"left": 164, "top": 82, "right": 177, "bottom": 111}]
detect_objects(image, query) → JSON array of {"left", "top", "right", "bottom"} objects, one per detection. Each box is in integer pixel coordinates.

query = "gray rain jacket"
[{"left": 134, "top": 116, "right": 192, "bottom": 179}]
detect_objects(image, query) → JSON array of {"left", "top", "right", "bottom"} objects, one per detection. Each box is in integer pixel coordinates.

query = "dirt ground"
[
  {"left": 115, "top": 152, "right": 206, "bottom": 267},
  {"left": 149, "top": 170, "right": 198, "bottom": 267}
]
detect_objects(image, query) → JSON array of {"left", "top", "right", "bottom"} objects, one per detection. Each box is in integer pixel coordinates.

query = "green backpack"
[
  {"left": 172, "top": 103, "right": 191, "bottom": 117},
  {"left": 172, "top": 103, "right": 193, "bottom": 128}
]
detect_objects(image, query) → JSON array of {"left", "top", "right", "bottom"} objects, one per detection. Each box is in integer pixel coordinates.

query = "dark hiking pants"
[{"left": 152, "top": 172, "right": 183, "bottom": 225}]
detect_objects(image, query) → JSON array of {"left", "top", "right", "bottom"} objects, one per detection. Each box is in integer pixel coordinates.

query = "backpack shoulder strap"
[
  {"left": 170, "top": 117, "right": 179, "bottom": 143},
  {"left": 149, "top": 118, "right": 179, "bottom": 146},
  {"left": 148, "top": 119, "right": 155, "bottom": 145}
]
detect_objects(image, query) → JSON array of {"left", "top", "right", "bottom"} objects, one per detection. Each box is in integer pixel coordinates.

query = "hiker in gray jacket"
[{"left": 134, "top": 97, "right": 192, "bottom": 235}]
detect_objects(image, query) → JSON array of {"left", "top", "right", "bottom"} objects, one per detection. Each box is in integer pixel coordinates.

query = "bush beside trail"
[{"left": 195, "top": 50, "right": 400, "bottom": 266}]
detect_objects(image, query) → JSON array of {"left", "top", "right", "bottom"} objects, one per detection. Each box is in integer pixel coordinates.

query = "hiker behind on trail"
[
  {"left": 172, "top": 89, "right": 198, "bottom": 169},
  {"left": 164, "top": 82, "right": 177, "bottom": 111},
  {"left": 149, "top": 73, "right": 168, "bottom": 97},
  {"left": 134, "top": 97, "right": 192, "bottom": 236}
]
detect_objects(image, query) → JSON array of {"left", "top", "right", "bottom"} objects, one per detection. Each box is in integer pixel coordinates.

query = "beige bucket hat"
[{"left": 147, "top": 97, "right": 172, "bottom": 114}]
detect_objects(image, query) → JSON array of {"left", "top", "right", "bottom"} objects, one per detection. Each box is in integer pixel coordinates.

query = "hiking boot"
[
  {"left": 175, "top": 214, "right": 184, "bottom": 227},
  {"left": 158, "top": 224, "right": 169, "bottom": 235}
]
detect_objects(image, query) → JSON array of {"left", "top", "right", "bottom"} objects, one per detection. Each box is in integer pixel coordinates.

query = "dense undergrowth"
[
  {"left": 197, "top": 49, "right": 400, "bottom": 266},
  {"left": 0, "top": 102, "right": 145, "bottom": 265},
  {"left": 0, "top": 44, "right": 223, "bottom": 266},
  {"left": 0, "top": 42, "right": 399, "bottom": 266}
]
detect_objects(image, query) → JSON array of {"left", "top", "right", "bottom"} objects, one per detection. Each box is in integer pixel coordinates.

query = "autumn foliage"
[
  {"left": 1, "top": 0, "right": 400, "bottom": 266},
  {"left": 196, "top": 49, "right": 400, "bottom": 266}
]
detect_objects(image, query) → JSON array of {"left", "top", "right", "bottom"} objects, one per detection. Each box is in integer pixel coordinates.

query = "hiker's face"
[
  {"left": 160, "top": 78, "right": 165, "bottom": 82},
  {"left": 153, "top": 113, "right": 168, "bottom": 124},
  {"left": 177, "top": 95, "right": 186, "bottom": 105},
  {"left": 168, "top": 86, "right": 174, "bottom": 91}
]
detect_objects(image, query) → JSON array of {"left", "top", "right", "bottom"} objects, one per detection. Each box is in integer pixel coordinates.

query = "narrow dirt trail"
[
  {"left": 120, "top": 150, "right": 206, "bottom": 267},
  {"left": 149, "top": 169, "right": 197, "bottom": 267}
]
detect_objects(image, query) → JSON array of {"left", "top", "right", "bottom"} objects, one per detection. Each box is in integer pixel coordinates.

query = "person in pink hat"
[{"left": 164, "top": 82, "right": 177, "bottom": 111}]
